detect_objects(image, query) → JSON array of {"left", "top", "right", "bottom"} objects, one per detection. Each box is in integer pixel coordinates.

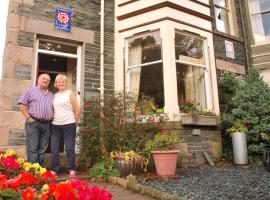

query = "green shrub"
[
  {"left": 89, "top": 157, "right": 120, "bottom": 182},
  {"left": 144, "top": 131, "right": 180, "bottom": 152},
  {"left": 219, "top": 68, "right": 270, "bottom": 153},
  {"left": 79, "top": 92, "right": 165, "bottom": 165}
]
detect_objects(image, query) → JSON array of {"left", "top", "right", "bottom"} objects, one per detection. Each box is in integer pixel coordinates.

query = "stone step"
[{"left": 253, "top": 62, "right": 270, "bottom": 70}]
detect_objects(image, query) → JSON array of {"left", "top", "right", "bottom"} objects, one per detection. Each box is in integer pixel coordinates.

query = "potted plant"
[
  {"left": 144, "top": 131, "right": 180, "bottom": 176},
  {"left": 259, "top": 133, "right": 270, "bottom": 172},
  {"left": 226, "top": 120, "right": 248, "bottom": 165},
  {"left": 180, "top": 101, "right": 217, "bottom": 126},
  {"left": 110, "top": 151, "right": 148, "bottom": 177}
]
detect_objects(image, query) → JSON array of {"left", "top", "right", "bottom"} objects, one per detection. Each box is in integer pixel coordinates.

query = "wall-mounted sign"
[
  {"left": 225, "top": 40, "right": 235, "bottom": 59},
  {"left": 179, "top": 55, "right": 204, "bottom": 65},
  {"left": 54, "top": 8, "right": 72, "bottom": 32}
]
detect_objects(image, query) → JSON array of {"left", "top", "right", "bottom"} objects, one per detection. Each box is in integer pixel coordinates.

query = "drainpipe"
[
  {"left": 100, "top": 0, "right": 105, "bottom": 97},
  {"left": 239, "top": 1, "right": 250, "bottom": 73}
]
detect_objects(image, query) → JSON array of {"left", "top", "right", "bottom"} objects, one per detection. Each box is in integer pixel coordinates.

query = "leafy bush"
[
  {"left": 226, "top": 120, "right": 248, "bottom": 134},
  {"left": 219, "top": 68, "right": 270, "bottom": 153},
  {"left": 89, "top": 158, "right": 120, "bottom": 182},
  {"left": 144, "top": 130, "right": 181, "bottom": 152},
  {"left": 79, "top": 92, "right": 165, "bottom": 165}
]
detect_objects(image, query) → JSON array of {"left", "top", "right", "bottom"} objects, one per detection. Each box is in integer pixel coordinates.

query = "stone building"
[
  {"left": 1, "top": 0, "right": 255, "bottom": 166},
  {"left": 210, "top": 0, "right": 248, "bottom": 76},
  {"left": 0, "top": 0, "right": 114, "bottom": 156}
]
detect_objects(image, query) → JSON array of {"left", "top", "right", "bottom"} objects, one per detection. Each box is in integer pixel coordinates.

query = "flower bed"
[{"left": 0, "top": 149, "right": 112, "bottom": 200}]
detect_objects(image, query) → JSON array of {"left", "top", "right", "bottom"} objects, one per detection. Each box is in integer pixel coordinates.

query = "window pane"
[
  {"left": 260, "top": 0, "right": 270, "bottom": 12},
  {"left": 39, "top": 41, "right": 77, "bottom": 54},
  {"left": 129, "top": 63, "right": 164, "bottom": 108},
  {"left": 262, "top": 12, "right": 270, "bottom": 38},
  {"left": 175, "top": 32, "right": 204, "bottom": 65},
  {"left": 214, "top": 0, "right": 226, "bottom": 7},
  {"left": 128, "top": 32, "right": 162, "bottom": 66},
  {"left": 215, "top": 7, "right": 230, "bottom": 33},
  {"left": 176, "top": 63, "right": 206, "bottom": 110}
]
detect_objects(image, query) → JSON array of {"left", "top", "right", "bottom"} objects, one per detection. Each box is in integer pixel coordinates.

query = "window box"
[{"left": 181, "top": 114, "right": 217, "bottom": 126}]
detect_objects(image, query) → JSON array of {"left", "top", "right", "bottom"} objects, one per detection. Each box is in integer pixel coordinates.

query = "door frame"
[{"left": 33, "top": 38, "right": 82, "bottom": 104}]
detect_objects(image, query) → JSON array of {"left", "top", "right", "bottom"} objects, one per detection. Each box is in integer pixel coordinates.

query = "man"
[{"left": 18, "top": 73, "right": 54, "bottom": 165}]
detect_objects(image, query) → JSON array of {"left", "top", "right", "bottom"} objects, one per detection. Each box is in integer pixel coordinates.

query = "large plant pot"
[
  {"left": 232, "top": 132, "right": 248, "bottom": 165},
  {"left": 114, "top": 157, "right": 141, "bottom": 177},
  {"left": 151, "top": 150, "right": 179, "bottom": 176}
]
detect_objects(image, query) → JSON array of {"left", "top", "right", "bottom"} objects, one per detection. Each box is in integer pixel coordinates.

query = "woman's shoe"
[{"left": 69, "top": 170, "right": 77, "bottom": 178}]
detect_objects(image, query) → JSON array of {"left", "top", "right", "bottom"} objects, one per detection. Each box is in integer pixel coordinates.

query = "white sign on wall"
[{"left": 225, "top": 40, "right": 235, "bottom": 59}]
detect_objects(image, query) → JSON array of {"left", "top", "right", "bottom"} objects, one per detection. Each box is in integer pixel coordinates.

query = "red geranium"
[
  {"left": 88, "top": 186, "right": 112, "bottom": 200},
  {"left": 41, "top": 171, "right": 56, "bottom": 183},
  {"left": 22, "top": 187, "right": 35, "bottom": 200},
  {"left": 20, "top": 172, "right": 37, "bottom": 186},
  {"left": 54, "top": 182, "right": 76, "bottom": 200},
  {"left": 3, "top": 156, "right": 20, "bottom": 170},
  {"left": 3, "top": 175, "right": 21, "bottom": 191},
  {"left": 0, "top": 173, "right": 7, "bottom": 190}
]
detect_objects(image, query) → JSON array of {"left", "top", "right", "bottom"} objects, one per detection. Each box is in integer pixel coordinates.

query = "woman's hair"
[{"left": 54, "top": 74, "right": 67, "bottom": 88}]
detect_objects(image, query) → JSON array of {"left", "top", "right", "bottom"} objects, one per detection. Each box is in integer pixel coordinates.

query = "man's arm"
[{"left": 18, "top": 104, "right": 33, "bottom": 122}]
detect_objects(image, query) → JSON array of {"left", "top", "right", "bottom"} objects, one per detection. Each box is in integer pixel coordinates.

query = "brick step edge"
[{"left": 107, "top": 176, "right": 187, "bottom": 200}]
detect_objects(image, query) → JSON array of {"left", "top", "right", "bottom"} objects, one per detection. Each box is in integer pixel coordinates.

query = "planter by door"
[
  {"left": 232, "top": 132, "right": 248, "bottom": 165},
  {"left": 262, "top": 144, "right": 270, "bottom": 172},
  {"left": 151, "top": 150, "right": 179, "bottom": 176}
]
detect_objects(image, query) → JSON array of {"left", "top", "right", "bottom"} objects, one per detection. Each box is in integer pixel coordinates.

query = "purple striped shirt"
[{"left": 18, "top": 86, "right": 54, "bottom": 120}]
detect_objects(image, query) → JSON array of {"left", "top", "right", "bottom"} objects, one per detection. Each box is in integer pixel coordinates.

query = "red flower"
[
  {"left": 3, "top": 175, "right": 21, "bottom": 191},
  {"left": 54, "top": 182, "right": 76, "bottom": 200},
  {"left": 41, "top": 171, "right": 56, "bottom": 183},
  {"left": 0, "top": 173, "right": 7, "bottom": 190},
  {"left": 22, "top": 187, "right": 35, "bottom": 200},
  {"left": 89, "top": 186, "right": 112, "bottom": 200},
  {"left": 20, "top": 172, "right": 37, "bottom": 186},
  {"left": 48, "top": 181, "right": 56, "bottom": 195},
  {"left": 3, "top": 156, "right": 20, "bottom": 170}
]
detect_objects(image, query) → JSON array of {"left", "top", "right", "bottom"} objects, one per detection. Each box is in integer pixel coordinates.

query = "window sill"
[
  {"left": 181, "top": 114, "right": 217, "bottom": 126},
  {"left": 213, "top": 30, "right": 243, "bottom": 43}
]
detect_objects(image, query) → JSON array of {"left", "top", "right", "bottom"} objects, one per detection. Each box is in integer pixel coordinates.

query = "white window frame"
[
  {"left": 125, "top": 30, "right": 163, "bottom": 93},
  {"left": 174, "top": 30, "right": 210, "bottom": 110},
  {"left": 214, "top": 0, "right": 231, "bottom": 34},
  {"left": 248, "top": 0, "right": 270, "bottom": 43}
]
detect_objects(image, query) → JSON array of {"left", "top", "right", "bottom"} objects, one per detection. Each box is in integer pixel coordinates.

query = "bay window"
[
  {"left": 249, "top": 0, "right": 270, "bottom": 43},
  {"left": 214, "top": 0, "right": 230, "bottom": 34},
  {"left": 175, "top": 31, "right": 206, "bottom": 110},
  {"left": 127, "top": 31, "right": 164, "bottom": 108}
]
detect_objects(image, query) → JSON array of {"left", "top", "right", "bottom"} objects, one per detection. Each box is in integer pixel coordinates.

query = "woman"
[{"left": 51, "top": 74, "right": 80, "bottom": 177}]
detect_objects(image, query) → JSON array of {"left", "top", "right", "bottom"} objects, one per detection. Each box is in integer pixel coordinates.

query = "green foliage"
[
  {"left": 0, "top": 188, "right": 18, "bottom": 200},
  {"left": 79, "top": 92, "right": 165, "bottom": 165},
  {"left": 219, "top": 68, "right": 270, "bottom": 153},
  {"left": 179, "top": 101, "right": 199, "bottom": 113},
  {"left": 226, "top": 120, "right": 248, "bottom": 134},
  {"left": 218, "top": 72, "right": 240, "bottom": 114},
  {"left": 89, "top": 157, "right": 120, "bottom": 181},
  {"left": 144, "top": 131, "right": 180, "bottom": 152}
]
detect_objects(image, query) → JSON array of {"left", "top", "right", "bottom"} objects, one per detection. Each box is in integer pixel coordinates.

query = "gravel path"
[{"left": 140, "top": 165, "right": 270, "bottom": 200}]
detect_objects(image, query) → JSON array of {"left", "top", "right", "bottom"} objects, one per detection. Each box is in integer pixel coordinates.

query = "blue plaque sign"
[{"left": 54, "top": 8, "right": 72, "bottom": 32}]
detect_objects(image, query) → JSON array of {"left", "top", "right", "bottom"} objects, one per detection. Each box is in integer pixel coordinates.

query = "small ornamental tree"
[{"left": 223, "top": 68, "right": 270, "bottom": 153}]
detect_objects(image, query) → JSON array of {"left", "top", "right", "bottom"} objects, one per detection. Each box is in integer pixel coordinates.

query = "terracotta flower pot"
[{"left": 151, "top": 150, "right": 179, "bottom": 176}]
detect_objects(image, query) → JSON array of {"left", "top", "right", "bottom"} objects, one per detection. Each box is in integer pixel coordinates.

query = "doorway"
[{"left": 34, "top": 38, "right": 82, "bottom": 153}]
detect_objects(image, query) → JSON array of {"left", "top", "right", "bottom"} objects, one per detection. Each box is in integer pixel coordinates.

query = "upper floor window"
[
  {"left": 249, "top": 0, "right": 270, "bottom": 43},
  {"left": 214, "top": 0, "right": 230, "bottom": 34},
  {"left": 175, "top": 31, "right": 207, "bottom": 110},
  {"left": 127, "top": 31, "right": 164, "bottom": 108}
]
